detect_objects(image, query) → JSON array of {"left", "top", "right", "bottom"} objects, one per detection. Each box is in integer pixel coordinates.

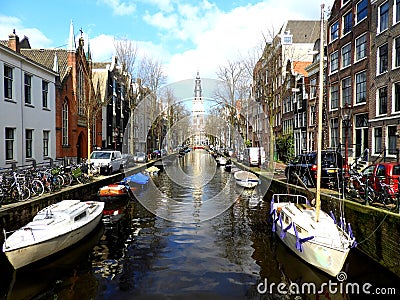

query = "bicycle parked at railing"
[
  {"left": 0, "top": 171, "right": 31, "bottom": 204},
  {"left": 373, "top": 181, "right": 398, "bottom": 211},
  {"left": 348, "top": 171, "right": 376, "bottom": 205}
]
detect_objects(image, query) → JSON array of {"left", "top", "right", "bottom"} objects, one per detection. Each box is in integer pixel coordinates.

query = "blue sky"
[{"left": 0, "top": 0, "right": 327, "bottom": 83}]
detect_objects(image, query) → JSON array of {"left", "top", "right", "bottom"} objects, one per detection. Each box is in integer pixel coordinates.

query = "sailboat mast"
[{"left": 316, "top": 3, "right": 325, "bottom": 222}]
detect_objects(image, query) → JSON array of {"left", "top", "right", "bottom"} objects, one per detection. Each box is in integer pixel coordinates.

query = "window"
[
  {"left": 355, "top": 71, "right": 367, "bottom": 104},
  {"left": 5, "top": 128, "right": 15, "bottom": 160},
  {"left": 62, "top": 100, "right": 69, "bottom": 146},
  {"left": 378, "top": 86, "right": 388, "bottom": 115},
  {"left": 396, "top": 0, "right": 400, "bottom": 24},
  {"left": 330, "top": 21, "right": 339, "bottom": 42},
  {"left": 379, "top": 2, "right": 389, "bottom": 33},
  {"left": 310, "top": 105, "right": 316, "bottom": 126},
  {"left": 310, "top": 78, "right": 317, "bottom": 98},
  {"left": 341, "top": 43, "right": 352, "bottom": 68},
  {"left": 26, "top": 129, "right": 33, "bottom": 159},
  {"left": 330, "top": 51, "right": 339, "bottom": 73},
  {"left": 394, "top": 82, "right": 400, "bottom": 112},
  {"left": 330, "top": 84, "right": 339, "bottom": 109},
  {"left": 42, "top": 81, "right": 49, "bottom": 108},
  {"left": 330, "top": 118, "right": 339, "bottom": 148},
  {"left": 24, "top": 74, "right": 32, "bottom": 104},
  {"left": 355, "top": 34, "right": 367, "bottom": 61},
  {"left": 378, "top": 43, "right": 388, "bottom": 74},
  {"left": 374, "top": 127, "right": 383, "bottom": 154},
  {"left": 356, "top": 0, "right": 368, "bottom": 23},
  {"left": 77, "top": 66, "right": 85, "bottom": 115},
  {"left": 394, "top": 36, "right": 400, "bottom": 69},
  {"left": 388, "top": 126, "right": 397, "bottom": 155},
  {"left": 43, "top": 130, "right": 49, "bottom": 157},
  {"left": 4, "top": 65, "right": 13, "bottom": 99},
  {"left": 342, "top": 77, "right": 352, "bottom": 106},
  {"left": 343, "top": 11, "right": 353, "bottom": 35}
]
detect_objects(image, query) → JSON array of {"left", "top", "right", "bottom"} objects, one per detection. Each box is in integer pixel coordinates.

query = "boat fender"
[
  {"left": 280, "top": 221, "right": 292, "bottom": 239},
  {"left": 329, "top": 211, "right": 337, "bottom": 224},
  {"left": 293, "top": 222, "right": 315, "bottom": 252},
  {"left": 347, "top": 223, "right": 357, "bottom": 248}
]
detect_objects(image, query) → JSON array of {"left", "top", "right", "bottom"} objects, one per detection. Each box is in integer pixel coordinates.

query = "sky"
[{"left": 0, "top": 0, "right": 330, "bottom": 84}]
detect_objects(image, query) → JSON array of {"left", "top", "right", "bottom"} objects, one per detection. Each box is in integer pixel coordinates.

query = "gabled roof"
[
  {"left": 20, "top": 49, "right": 69, "bottom": 82},
  {"left": 280, "top": 20, "right": 321, "bottom": 44}
]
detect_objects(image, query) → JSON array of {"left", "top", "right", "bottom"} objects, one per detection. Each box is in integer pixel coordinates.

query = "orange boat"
[{"left": 98, "top": 183, "right": 130, "bottom": 203}]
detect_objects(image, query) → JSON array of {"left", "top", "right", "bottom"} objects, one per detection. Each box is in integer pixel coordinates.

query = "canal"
[{"left": 1, "top": 150, "right": 399, "bottom": 299}]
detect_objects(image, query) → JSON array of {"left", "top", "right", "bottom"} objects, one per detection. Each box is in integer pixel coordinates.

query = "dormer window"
[{"left": 282, "top": 31, "right": 293, "bottom": 45}]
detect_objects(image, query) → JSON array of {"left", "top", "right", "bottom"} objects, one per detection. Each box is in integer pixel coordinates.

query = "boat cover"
[{"left": 122, "top": 173, "right": 150, "bottom": 185}]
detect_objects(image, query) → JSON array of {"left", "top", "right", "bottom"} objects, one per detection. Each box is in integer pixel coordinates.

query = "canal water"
[{"left": 0, "top": 150, "right": 399, "bottom": 299}]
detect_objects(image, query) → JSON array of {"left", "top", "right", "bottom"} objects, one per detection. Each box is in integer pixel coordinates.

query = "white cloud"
[
  {"left": 142, "top": 0, "right": 174, "bottom": 13},
  {"left": 90, "top": 34, "right": 115, "bottom": 62},
  {"left": 0, "top": 15, "right": 52, "bottom": 48},
  {"left": 164, "top": 0, "right": 325, "bottom": 82},
  {"left": 98, "top": 0, "right": 136, "bottom": 16},
  {"left": 143, "top": 11, "right": 178, "bottom": 31}
]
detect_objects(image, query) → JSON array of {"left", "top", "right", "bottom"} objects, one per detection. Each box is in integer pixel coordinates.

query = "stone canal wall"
[{"left": 266, "top": 175, "right": 400, "bottom": 278}]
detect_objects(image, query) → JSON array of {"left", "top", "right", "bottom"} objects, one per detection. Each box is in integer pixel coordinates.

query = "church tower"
[{"left": 192, "top": 71, "right": 205, "bottom": 145}]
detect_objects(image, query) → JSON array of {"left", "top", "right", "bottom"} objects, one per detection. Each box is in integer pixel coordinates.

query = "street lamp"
[{"left": 341, "top": 103, "right": 353, "bottom": 180}]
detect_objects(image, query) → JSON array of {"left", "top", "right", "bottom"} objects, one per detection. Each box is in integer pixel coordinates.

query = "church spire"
[
  {"left": 67, "top": 20, "right": 75, "bottom": 52},
  {"left": 194, "top": 71, "right": 202, "bottom": 98}
]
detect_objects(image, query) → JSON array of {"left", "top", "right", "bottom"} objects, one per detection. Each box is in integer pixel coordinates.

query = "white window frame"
[
  {"left": 355, "top": 33, "right": 367, "bottom": 62},
  {"left": 378, "top": 1, "right": 389, "bottom": 34},
  {"left": 330, "top": 51, "right": 339, "bottom": 74},
  {"left": 341, "top": 43, "right": 352, "bottom": 69}
]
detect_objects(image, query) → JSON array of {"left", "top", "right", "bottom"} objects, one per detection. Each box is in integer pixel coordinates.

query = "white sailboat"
[{"left": 270, "top": 4, "right": 356, "bottom": 277}]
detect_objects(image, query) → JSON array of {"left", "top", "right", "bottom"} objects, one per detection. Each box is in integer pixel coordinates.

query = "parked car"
[
  {"left": 90, "top": 150, "right": 124, "bottom": 175},
  {"left": 121, "top": 153, "right": 136, "bottom": 168},
  {"left": 135, "top": 152, "right": 148, "bottom": 163},
  {"left": 355, "top": 162, "right": 400, "bottom": 195},
  {"left": 285, "top": 150, "right": 344, "bottom": 188}
]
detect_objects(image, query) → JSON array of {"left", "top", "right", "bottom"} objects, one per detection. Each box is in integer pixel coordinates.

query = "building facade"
[
  {"left": 326, "top": 0, "right": 370, "bottom": 166},
  {"left": 0, "top": 32, "right": 57, "bottom": 168}
]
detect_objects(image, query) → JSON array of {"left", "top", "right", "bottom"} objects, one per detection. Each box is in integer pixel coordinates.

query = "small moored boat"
[
  {"left": 234, "top": 170, "right": 259, "bottom": 188},
  {"left": 2, "top": 200, "right": 104, "bottom": 269},
  {"left": 98, "top": 183, "right": 130, "bottom": 202}
]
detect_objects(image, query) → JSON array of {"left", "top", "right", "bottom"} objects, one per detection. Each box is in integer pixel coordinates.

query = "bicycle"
[
  {"left": 348, "top": 171, "right": 376, "bottom": 205},
  {"left": 373, "top": 182, "right": 398, "bottom": 211},
  {"left": 0, "top": 171, "right": 31, "bottom": 203}
]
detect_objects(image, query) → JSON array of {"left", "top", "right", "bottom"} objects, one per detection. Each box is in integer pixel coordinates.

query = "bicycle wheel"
[
  {"left": 12, "top": 185, "right": 31, "bottom": 202},
  {"left": 382, "top": 189, "right": 397, "bottom": 211},
  {"left": 62, "top": 173, "right": 73, "bottom": 186},
  {"left": 0, "top": 186, "right": 4, "bottom": 204},
  {"left": 31, "top": 179, "right": 45, "bottom": 197}
]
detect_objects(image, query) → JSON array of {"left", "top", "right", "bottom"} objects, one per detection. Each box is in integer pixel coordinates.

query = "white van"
[
  {"left": 90, "top": 150, "right": 123, "bottom": 175},
  {"left": 243, "top": 147, "right": 265, "bottom": 167}
]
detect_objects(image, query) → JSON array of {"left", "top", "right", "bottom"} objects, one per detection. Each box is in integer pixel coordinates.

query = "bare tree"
[
  {"left": 114, "top": 37, "right": 138, "bottom": 76},
  {"left": 214, "top": 59, "right": 250, "bottom": 149}
]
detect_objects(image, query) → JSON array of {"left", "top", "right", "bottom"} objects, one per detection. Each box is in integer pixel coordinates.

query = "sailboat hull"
[
  {"left": 274, "top": 223, "right": 350, "bottom": 277},
  {"left": 271, "top": 194, "right": 354, "bottom": 277}
]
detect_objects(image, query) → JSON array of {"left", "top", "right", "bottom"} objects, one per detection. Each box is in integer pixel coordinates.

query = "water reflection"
[{"left": 1, "top": 151, "right": 399, "bottom": 299}]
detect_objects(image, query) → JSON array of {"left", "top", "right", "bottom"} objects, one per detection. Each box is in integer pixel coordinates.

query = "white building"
[{"left": 0, "top": 34, "right": 57, "bottom": 168}]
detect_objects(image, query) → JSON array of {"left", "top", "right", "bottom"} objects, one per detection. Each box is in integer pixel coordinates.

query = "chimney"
[{"left": 8, "top": 29, "right": 20, "bottom": 53}]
